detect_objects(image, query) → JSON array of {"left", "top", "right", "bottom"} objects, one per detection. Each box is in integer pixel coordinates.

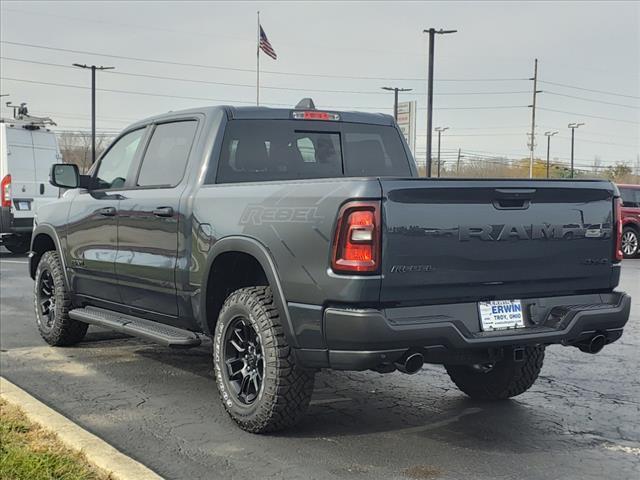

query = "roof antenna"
[{"left": 295, "top": 98, "right": 316, "bottom": 110}]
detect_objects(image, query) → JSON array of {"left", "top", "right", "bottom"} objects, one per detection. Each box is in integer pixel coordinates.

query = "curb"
[{"left": 0, "top": 377, "right": 164, "bottom": 480}]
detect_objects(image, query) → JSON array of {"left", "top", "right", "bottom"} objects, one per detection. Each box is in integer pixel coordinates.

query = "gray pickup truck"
[{"left": 30, "top": 103, "right": 630, "bottom": 433}]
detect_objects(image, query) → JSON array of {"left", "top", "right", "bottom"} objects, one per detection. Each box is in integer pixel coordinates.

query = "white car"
[{"left": 1, "top": 112, "right": 61, "bottom": 253}]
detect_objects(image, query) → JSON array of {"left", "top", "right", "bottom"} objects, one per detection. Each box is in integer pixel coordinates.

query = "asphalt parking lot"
[{"left": 1, "top": 249, "right": 638, "bottom": 480}]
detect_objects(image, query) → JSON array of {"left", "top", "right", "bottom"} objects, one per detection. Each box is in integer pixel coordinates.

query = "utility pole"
[
  {"left": 568, "top": 122, "right": 585, "bottom": 178},
  {"left": 381, "top": 86, "right": 413, "bottom": 120},
  {"left": 423, "top": 28, "right": 457, "bottom": 178},
  {"left": 73, "top": 63, "right": 115, "bottom": 164},
  {"left": 435, "top": 127, "right": 449, "bottom": 178},
  {"left": 457, "top": 147, "right": 462, "bottom": 175},
  {"left": 544, "top": 131, "right": 558, "bottom": 178},
  {"left": 528, "top": 58, "right": 542, "bottom": 178}
]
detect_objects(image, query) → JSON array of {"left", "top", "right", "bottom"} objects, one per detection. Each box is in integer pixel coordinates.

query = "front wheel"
[
  {"left": 34, "top": 251, "right": 88, "bottom": 346},
  {"left": 622, "top": 226, "right": 639, "bottom": 258},
  {"left": 213, "top": 287, "right": 314, "bottom": 433},
  {"left": 445, "top": 345, "right": 545, "bottom": 400}
]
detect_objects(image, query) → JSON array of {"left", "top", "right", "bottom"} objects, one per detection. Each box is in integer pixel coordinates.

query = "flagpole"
[{"left": 256, "top": 10, "right": 260, "bottom": 106}]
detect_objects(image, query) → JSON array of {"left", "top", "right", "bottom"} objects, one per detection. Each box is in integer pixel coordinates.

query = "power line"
[
  {"left": 415, "top": 130, "right": 637, "bottom": 148},
  {"left": 0, "top": 7, "right": 425, "bottom": 58},
  {"left": 545, "top": 91, "right": 639, "bottom": 109},
  {"left": 38, "top": 111, "right": 139, "bottom": 122},
  {"left": 538, "top": 126, "right": 639, "bottom": 140},
  {"left": 0, "top": 56, "right": 532, "bottom": 96},
  {"left": 554, "top": 135, "right": 638, "bottom": 148},
  {"left": 0, "top": 76, "right": 529, "bottom": 111},
  {"left": 537, "top": 107, "right": 640, "bottom": 125},
  {"left": 538, "top": 80, "right": 640, "bottom": 100},
  {"left": 1, "top": 40, "right": 528, "bottom": 83}
]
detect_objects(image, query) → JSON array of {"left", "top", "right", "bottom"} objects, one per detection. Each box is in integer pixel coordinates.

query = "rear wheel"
[
  {"left": 445, "top": 345, "right": 545, "bottom": 400},
  {"left": 4, "top": 235, "right": 30, "bottom": 254},
  {"left": 34, "top": 251, "right": 88, "bottom": 346},
  {"left": 213, "top": 286, "right": 314, "bottom": 433},
  {"left": 622, "top": 226, "right": 639, "bottom": 258}
]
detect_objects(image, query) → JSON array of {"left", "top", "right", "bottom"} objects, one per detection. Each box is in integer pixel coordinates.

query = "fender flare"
[
  {"left": 29, "top": 224, "right": 69, "bottom": 289},
  {"left": 200, "top": 236, "right": 298, "bottom": 347}
]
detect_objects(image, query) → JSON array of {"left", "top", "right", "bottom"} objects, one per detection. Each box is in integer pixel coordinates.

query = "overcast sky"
[{"left": 1, "top": 1, "right": 638, "bottom": 169}]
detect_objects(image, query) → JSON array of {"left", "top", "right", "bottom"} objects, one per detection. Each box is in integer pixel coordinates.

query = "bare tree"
[{"left": 58, "top": 132, "right": 112, "bottom": 173}]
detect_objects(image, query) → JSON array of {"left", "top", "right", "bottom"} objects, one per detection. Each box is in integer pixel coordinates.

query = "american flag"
[{"left": 259, "top": 26, "right": 277, "bottom": 60}]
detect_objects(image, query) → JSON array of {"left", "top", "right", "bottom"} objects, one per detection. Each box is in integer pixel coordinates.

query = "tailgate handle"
[{"left": 493, "top": 189, "right": 535, "bottom": 210}]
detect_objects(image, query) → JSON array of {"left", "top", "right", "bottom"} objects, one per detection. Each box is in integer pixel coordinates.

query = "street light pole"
[
  {"left": 434, "top": 126, "right": 449, "bottom": 178},
  {"left": 423, "top": 28, "right": 457, "bottom": 178},
  {"left": 381, "top": 86, "right": 413, "bottom": 121},
  {"left": 544, "top": 131, "right": 558, "bottom": 178},
  {"left": 73, "top": 63, "right": 115, "bottom": 164},
  {"left": 567, "top": 122, "right": 585, "bottom": 178}
]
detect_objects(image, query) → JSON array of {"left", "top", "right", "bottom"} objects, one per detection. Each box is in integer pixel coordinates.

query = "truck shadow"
[{"left": 90, "top": 338, "right": 589, "bottom": 453}]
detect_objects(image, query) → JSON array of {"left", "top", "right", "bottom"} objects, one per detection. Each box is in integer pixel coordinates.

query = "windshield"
[{"left": 214, "top": 119, "right": 412, "bottom": 183}]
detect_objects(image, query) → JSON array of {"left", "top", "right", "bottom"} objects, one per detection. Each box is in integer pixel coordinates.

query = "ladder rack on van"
[
  {"left": 2, "top": 102, "right": 57, "bottom": 130},
  {"left": 0, "top": 115, "right": 57, "bottom": 130}
]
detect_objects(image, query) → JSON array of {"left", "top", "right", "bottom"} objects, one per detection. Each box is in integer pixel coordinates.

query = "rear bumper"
[
  {"left": 294, "top": 291, "right": 631, "bottom": 370},
  {"left": 0, "top": 207, "right": 33, "bottom": 236}
]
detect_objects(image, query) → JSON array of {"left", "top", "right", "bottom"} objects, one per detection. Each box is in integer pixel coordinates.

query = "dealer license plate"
[{"left": 478, "top": 299, "right": 525, "bottom": 331}]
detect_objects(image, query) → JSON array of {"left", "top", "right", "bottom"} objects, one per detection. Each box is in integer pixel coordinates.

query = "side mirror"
[{"left": 50, "top": 163, "right": 80, "bottom": 189}]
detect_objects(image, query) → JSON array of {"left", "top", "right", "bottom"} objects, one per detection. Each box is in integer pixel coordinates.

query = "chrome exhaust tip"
[
  {"left": 395, "top": 352, "right": 424, "bottom": 374},
  {"left": 578, "top": 334, "right": 606, "bottom": 354}
]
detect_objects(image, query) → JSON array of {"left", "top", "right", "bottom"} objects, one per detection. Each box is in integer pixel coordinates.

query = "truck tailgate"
[{"left": 380, "top": 179, "right": 617, "bottom": 304}]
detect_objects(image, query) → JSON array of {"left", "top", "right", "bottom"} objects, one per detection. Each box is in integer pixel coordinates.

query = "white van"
[{"left": 0, "top": 114, "right": 62, "bottom": 253}]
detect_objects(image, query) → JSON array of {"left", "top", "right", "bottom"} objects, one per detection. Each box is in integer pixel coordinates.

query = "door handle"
[
  {"left": 98, "top": 206, "right": 117, "bottom": 217},
  {"left": 153, "top": 207, "right": 174, "bottom": 217},
  {"left": 40, "top": 183, "right": 45, "bottom": 195}
]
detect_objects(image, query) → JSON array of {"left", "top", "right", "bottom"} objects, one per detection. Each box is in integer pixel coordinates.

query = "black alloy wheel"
[
  {"left": 37, "top": 268, "right": 57, "bottom": 333},
  {"left": 223, "top": 316, "right": 265, "bottom": 405}
]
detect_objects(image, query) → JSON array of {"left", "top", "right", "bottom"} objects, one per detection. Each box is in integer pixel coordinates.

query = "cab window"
[
  {"left": 136, "top": 121, "right": 198, "bottom": 187},
  {"left": 94, "top": 129, "right": 145, "bottom": 190}
]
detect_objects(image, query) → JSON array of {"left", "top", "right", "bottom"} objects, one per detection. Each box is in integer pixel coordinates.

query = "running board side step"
[{"left": 69, "top": 306, "right": 201, "bottom": 348}]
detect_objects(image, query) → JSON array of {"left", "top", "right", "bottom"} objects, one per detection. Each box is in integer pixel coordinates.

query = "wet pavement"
[{"left": 1, "top": 250, "right": 638, "bottom": 480}]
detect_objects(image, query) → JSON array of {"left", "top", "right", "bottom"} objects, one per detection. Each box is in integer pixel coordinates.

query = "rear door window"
[
  {"left": 137, "top": 120, "right": 198, "bottom": 187},
  {"left": 214, "top": 120, "right": 410, "bottom": 183},
  {"left": 620, "top": 188, "right": 640, "bottom": 208}
]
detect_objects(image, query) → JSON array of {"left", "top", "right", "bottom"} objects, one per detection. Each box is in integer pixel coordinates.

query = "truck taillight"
[
  {"left": 614, "top": 197, "right": 623, "bottom": 262},
  {"left": 331, "top": 201, "right": 381, "bottom": 274},
  {"left": 1, "top": 174, "right": 11, "bottom": 208}
]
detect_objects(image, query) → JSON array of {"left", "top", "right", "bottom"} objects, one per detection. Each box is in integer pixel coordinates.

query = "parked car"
[
  {"left": 618, "top": 183, "right": 640, "bottom": 258},
  {"left": 1, "top": 108, "right": 61, "bottom": 253},
  {"left": 29, "top": 103, "right": 631, "bottom": 433}
]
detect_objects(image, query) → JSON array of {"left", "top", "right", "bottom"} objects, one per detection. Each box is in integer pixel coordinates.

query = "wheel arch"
[
  {"left": 200, "top": 236, "right": 298, "bottom": 347},
  {"left": 623, "top": 220, "right": 639, "bottom": 232},
  {"left": 29, "top": 225, "right": 68, "bottom": 288}
]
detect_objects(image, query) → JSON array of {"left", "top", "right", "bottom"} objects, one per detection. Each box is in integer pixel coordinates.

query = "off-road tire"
[
  {"left": 213, "top": 286, "right": 314, "bottom": 433},
  {"left": 445, "top": 345, "right": 545, "bottom": 400},
  {"left": 34, "top": 251, "right": 88, "bottom": 346},
  {"left": 5, "top": 238, "right": 30, "bottom": 254}
]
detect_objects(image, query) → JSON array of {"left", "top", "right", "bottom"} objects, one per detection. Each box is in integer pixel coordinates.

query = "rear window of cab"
[{"left": 213, "top": 120, "right": 411, "bottom": 183}]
